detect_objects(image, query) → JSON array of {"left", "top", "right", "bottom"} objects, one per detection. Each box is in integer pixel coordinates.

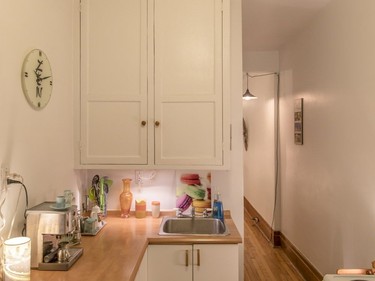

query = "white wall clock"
[{"left": 21, "top": 49, "right": 53, "bottom": 109}]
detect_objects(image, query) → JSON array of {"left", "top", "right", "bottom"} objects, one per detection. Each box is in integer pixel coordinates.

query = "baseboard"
[
  {"left": 243, "top": 197, "right": 281, "bottom": 247},
  {"left": 244, "top": 197, "right": 323, "bottom": 281},
  {"left": 280, "top": 233, "right": 323, "bottom": 281}
]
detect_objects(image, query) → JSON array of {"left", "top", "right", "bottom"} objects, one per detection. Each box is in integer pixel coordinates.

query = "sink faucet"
[
  {"left": 202, "top": 208, "right": 212, "bottom": 218},
  {"left": 191, "top": 207, "right": 195, "bottom": 218},
  {"left": 176, "top": 207, "right": 196, "bottom": 218}
]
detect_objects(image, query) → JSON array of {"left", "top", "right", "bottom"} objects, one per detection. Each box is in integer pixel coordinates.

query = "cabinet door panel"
[
  {"left": 193, "top": 244, "right": 239, "bottom": 281},
  {"left": 81, "top": 0, "right": 148, "bottom": 164},
  {"left": 154, "top": 0, "right": 218, "bottom": 96},
  {"left": 82, "top": 101, "right": 146, "bottom": 164},
  {"left": 154, "top": 0, "right": 223, "bottom": 165},
  {"left": 155, "top": 102, "right": 220, "bottom": 164},
  {"left": 148, "top": 245, "right": 192, "bottom": 281}
]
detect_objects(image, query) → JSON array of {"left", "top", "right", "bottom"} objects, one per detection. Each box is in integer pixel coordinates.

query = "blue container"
[{"left": 212, "top": 193, "right": 224, "bottom": 222}]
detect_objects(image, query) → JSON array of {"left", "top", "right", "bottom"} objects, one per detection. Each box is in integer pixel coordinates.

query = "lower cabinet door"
[
  {"left": 148, "top": 244, "right": 239, "bottom": 281},
  {"left": 135, "top": 249, "right": 148, "bottom": 281},
  {"left": 148, "top": 245, "right": 192, "bottom": 281},
  {"left": 193, "top": 244, "right": 239, "bottom": 281}
]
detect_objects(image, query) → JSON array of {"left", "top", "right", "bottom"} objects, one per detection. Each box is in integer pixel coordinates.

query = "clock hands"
[
  {"left": 33, "top": 59, "right": 51, "bottom": 99},
  {"left": 35, "top": 75, "right": 51, "bottom": 86},
  {"left": 34, "top": 70, "right": 51, "bottom": 85},
  {"left": 35, "top": 75, "right": 51, "bottom": 98}
]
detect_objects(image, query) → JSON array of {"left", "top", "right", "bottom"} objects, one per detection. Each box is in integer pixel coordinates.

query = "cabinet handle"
[
  {"left": 155, "top": 121, "right": 160, "bottom": 127},
  {"left": 185, "top": 250, "right": 189, "bottom": 267},
  {"left": 197, "top": 249, "right": 200, "bottom": 266},
  {"left": 141, "top": 120, "right": 146, "bottom": 126}
]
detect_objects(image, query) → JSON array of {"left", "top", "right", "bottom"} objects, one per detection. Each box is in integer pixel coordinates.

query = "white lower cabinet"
[{"left": 147, "top": 244, "right": 239, "bottom": 281}]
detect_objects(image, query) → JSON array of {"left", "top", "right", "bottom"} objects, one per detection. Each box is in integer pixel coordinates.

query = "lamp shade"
[
  {"left": 243, "top": 72, "right": 258, "bottom": 100},
  {"left": 3, "top": 237, "right": 31, "bottom": 281},
  {"left": 243, "top": 89, "right": 258, "bottom": 100}
]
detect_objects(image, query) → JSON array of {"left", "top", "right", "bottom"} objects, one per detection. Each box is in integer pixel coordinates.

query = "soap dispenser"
[{"left": 212, "top": 193, "right": 224, "bottom": 222}]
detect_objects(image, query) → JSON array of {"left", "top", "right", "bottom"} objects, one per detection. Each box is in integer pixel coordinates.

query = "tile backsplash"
[{"left": 80, "top": 170, "right": 211, "bottom": 213}]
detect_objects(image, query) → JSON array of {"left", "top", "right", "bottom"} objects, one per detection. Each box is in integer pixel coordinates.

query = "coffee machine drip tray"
[{"left": 38, "top": 248, "right": 83, "bottom": 271}]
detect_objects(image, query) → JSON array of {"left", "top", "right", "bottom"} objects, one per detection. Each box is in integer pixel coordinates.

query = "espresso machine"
[{"left": 26, "top": 202, "right": 83, "bottom": 270}]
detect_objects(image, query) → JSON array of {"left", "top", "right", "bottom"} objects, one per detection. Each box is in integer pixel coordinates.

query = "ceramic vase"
[{"left": 120, "top": 178, "right": 133, "bottom": 218}]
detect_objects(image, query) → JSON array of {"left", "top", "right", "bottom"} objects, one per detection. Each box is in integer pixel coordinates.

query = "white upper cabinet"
[
  {"left": 79, "top": 0, "right": 230, "bottom": 169},
  {"left": 81, "top": 0, "right": 148, "bottom": 165},
  {"left": 153, "top": 0, "right": 224, "bottom": 166}
]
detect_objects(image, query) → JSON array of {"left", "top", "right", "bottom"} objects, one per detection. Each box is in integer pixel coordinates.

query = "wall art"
[{"left": 294, "top": 98, "right": 303, "bottom": 145}]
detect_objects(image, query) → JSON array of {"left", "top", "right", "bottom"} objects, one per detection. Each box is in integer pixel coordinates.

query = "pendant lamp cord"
[{"left": 270, "top": 73, "right": 280, "bottom": 244}]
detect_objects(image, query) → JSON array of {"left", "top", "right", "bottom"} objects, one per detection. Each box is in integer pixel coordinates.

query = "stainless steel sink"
[{"left": 158, "top": 217, "right": 229, "bottom": 236}]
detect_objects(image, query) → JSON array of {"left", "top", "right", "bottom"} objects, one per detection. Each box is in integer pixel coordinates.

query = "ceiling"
[{"left": 242, "top": 0, "right": 332, "bottom": 52}]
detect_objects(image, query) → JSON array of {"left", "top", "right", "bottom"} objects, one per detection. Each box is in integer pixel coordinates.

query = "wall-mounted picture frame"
[{"left": 294, "top": 98, "right": 303, "bottom": 145}]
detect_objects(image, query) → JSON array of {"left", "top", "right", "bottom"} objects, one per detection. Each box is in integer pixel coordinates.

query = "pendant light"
[{"left": 243, "top": 73, "right": 258, "bottom": 100}]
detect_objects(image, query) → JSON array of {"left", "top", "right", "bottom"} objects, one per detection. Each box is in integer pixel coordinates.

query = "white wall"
[
  {"left": 243, "top": 52, "right": 279, "bottom": 228},
  {"left": 279, "top": 0, "right": 375, "bottom": 275},
  {"left": 243, "top": 51, "right": 279, "bottom": 73},
  {"left": 0, "top": 0, "right": 79, "bottom": 238}
]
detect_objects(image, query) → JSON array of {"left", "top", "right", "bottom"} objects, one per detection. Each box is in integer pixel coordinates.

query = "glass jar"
[
  {"left": 151, "top": 201, "right": 160, "bottom": 218},
  {"left": 64, "top": 189, "right": 73, "bottom": 207},
  {"left": 135, "top": 200, "right": 146, "bottom": 218}
]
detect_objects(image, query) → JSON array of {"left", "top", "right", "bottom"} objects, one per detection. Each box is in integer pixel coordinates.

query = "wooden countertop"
[{"left": 31, "top": 212, "right": 242, "bottom": 281}]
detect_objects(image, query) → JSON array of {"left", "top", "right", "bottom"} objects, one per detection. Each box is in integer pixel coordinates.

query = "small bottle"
[
  {"left": 212, "top": 193, "right": 224, "bottom": 222},
  {"left": 151, "top": 201, "right": 160, "bottom": 218}
]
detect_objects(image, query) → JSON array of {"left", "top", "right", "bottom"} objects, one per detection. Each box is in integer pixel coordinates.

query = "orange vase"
[{"left": 119, "top": 178, "right": 133, "bottom": 218}]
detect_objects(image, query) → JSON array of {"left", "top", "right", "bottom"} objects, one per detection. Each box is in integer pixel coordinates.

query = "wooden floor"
[{"left": 244, "top": 208, "right": 305, "bottom": 281}]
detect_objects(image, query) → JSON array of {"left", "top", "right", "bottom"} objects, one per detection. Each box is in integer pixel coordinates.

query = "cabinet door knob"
[
  {"left": 141, "top": 120, "right": 147, "bottom": 126},
  {"left": 155, "top": 121, "right": 160, "bottom": 127}
]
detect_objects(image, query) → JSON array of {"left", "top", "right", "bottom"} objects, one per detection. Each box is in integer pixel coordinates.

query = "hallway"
[{"left": 244, "top": 208, "right": 305, "bottom": 280}]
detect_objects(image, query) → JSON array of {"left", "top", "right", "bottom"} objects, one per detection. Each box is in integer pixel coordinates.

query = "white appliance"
[{"left": 323, "top": 274, "right": 375, "bottom": 281}]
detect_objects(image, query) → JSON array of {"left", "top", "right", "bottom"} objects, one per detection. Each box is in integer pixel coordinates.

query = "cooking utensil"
[
  {"left": 89, "top": 175, "right": 100, "bottom": 206},
  {"left": 44, "top": 248, "right": 59, "bottom": 263},
  {"left": 57, "top": 242, "right": 71, "bottom": 263}
]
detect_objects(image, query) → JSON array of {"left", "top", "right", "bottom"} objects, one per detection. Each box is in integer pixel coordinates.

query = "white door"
[
  {"left": 193, "top": 244, "right": 239, "bottom": 281},
  {"left": 153, "top": 0, "right": 224, "bottom": 166},
  {"left": 148, "top": 245, "right": 192, "bottom": 281},
  {"left": 80, "top": 0, "right": 148, "bottom": 165}
]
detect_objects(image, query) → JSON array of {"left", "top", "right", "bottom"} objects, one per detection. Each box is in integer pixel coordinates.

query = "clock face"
[{"left": 21, "top": 49, "right": 53, "bottom": 109}]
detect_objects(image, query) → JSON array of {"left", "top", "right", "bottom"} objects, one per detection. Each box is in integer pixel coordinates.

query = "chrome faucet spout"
[
  {"left": 191, "top": 207, "right": 195, "bottom": 218},
  {"left": 175, "top": 207, "right": 197, "bottom": 218}
]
